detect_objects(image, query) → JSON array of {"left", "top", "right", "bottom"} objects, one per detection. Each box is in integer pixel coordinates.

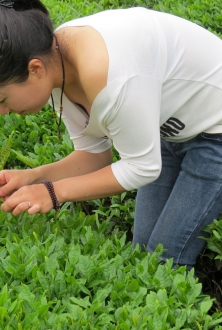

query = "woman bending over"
[{"left": 0, "top": 0, "right": 222, "bottom": 270}]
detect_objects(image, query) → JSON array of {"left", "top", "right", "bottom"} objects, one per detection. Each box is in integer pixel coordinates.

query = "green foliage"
[
  {"left": 0, "top": 208, "right": 221, "bottom": 329},
  {"left": 0, "top": 106, "right": 73, "bottom": 169},
  {"left": 151, "top": 0, "right": 222, "bottom": 37},
  {"left": 42, "top": 0, "right": 222, "bottom": 38},
  {"left": 0, "top": 0, "right": 222, "bottom": 327},
  {"left": 201, "top": 219, "right": 222, "bottom": 262},
  {"left": 0, "top": 132, "right": 14, "bottom": 171},
  {"left": 0, "top": 130, "right": 39, "bottom": 170}
]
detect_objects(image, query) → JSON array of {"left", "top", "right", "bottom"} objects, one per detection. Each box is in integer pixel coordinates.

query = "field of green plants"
[{"left": 0, "top": 0, "right": 222, "bottom": 329}]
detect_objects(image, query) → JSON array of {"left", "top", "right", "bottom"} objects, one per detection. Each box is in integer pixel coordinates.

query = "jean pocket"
[{"left": 201, "top": 133, "right": 222, "bottom": 142}]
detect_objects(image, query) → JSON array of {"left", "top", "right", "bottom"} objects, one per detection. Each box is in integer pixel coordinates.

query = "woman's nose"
[{"left": 0, "top": 105, "right": 10, "bottom": 115}]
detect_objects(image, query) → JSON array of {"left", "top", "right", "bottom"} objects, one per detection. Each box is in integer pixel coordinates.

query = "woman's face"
[
  {"left": 0, "top": 82, "right": 50, "bottom": 116},
  {"left": 0, "top": 59, "right": 54, "bottom": 116}
]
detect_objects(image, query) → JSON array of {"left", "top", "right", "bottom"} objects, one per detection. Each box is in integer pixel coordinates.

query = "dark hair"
[{"left": 0, "top": 0, "right": 54, "bottom": 86}]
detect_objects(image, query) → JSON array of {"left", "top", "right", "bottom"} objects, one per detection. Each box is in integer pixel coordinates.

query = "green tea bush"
[
  {"left": 43, "top": 0, "right": 222, "bottom": 38},
  {"left": 0, "top": 209, "right": 222, "bottom": 329},
  {"left": 0, "top": 107, "right": 72, "bottom": 169},
  {"left": 0, "top": 0, "right": 222, "bottom": 327}
]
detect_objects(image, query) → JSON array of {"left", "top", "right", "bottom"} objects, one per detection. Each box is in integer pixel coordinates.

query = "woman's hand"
[
  {"left": 1, "top": 183, "right": 54, "bottom": 216},
  {"left": 0, "top": 169, "right": 37, "bottom": 200}
]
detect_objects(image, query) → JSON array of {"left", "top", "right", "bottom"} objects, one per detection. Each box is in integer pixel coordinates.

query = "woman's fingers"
[
  {"left": 12, "top": 201, "right": 32, "bottom": 216},
  {"left": 12, "top": 202, "right": 41, "bottom": 216},
  {"left": 1, "top": 184, "right": 53, "bottom": 215},
  {"left": 0, "top": 171, "right": 11, "bottom": 197},
  {"left": 2, "top": 198, "right": 41, "bottom": 216},
  {"left": 28, "top": 204, "right": 41, "bottom": 215},
  {"left": 0, "top": 173, "right": 20, "bottom": 198},
  {"left": 0, "top": 169, "right": 37, "bottom": 198}
]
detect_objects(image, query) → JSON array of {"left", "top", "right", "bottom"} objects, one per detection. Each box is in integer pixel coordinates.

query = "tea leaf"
[
  {"left": 70, "top": 296, "right": 91, "bottom": 309},
  {"left": 77, "top": 255, "right": 94, "bottom": 279}
]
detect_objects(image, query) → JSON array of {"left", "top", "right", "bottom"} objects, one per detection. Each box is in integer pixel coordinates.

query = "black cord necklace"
[{"left": 51, "top": 34, "right": 65, "bottom": 139}]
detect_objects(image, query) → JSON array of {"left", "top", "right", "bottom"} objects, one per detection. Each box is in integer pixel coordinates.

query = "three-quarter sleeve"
[{"left": 108, "top": 75, "right": 162, "bottom": 190}]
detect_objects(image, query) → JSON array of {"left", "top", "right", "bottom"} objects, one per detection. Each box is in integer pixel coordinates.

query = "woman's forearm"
[
  {"left": 54, "top": 165, "right": 125, "bottom": 203},
  {"left": 1, "top": 162, "right": 126, "bottom": 216},
  {"left": 32, "top": 149, "right": 113, "bottom": 183}
]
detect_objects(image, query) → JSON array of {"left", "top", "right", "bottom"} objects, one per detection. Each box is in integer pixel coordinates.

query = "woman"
[{"left": 0, "top": 0, "right": 222, "bottom": 270}]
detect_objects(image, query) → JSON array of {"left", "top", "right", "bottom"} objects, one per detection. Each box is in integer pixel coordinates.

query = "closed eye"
[{"left": 0, "top": 99, "right": 6, "bottom": 104}]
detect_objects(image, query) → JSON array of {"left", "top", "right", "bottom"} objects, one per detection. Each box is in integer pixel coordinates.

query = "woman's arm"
[
  {"left": 33, "top": 148, "right": 113, "bottom": 182},
  {"left": 1, "top": 163, "right": 125, "bottom": 216},
  {"left": 54, "top": 164, "right": 125, "bottom": 203},
  {"left": 0, "top": 148, "right": 112, "bottom": 200}
]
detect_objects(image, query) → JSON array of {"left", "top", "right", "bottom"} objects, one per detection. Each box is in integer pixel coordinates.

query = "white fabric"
[{"left": 51, "top": 8, "right": 222, "bottom": 190}]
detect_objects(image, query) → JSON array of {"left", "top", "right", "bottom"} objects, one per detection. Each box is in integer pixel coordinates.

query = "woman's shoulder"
[
  {"left": 57, "top": 26, "right": 109, "bottom": 106},
  {"left": 75, "top": 27, "right": 109, "bottom": 105}
]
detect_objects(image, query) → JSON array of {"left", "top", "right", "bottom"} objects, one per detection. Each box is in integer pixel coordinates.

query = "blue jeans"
[{"left": 133, "top": 133, "right": 222, "bottom": 269}]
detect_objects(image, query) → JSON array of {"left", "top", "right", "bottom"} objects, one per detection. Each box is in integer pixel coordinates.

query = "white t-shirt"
[{"left": 51, "top": 7, "right": 222, "bottom": 190}]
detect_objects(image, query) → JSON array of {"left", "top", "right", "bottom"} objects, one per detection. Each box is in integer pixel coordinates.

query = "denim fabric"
[{"left": 133, "top": 133, "right": 222, "bottom": 269}]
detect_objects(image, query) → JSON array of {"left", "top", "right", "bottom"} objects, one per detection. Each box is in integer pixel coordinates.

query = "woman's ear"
[{"left": 28, "top": 59, "right": 46, "bottom": 78}]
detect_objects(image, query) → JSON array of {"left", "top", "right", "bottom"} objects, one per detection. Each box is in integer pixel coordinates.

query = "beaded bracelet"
[{"left": 42, "top": 180, "right": 60, "bottom": 212}]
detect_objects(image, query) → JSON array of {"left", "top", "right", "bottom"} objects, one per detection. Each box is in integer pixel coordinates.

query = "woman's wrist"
[
  {"left": 31, "top": 166, "right": 46, "bottom": 184},
  {"left": 42, "top": 180, "right": 60, "bottom": 212},
  {"left": 53, "top": 180, "right": 67, "bottom": 204}
]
